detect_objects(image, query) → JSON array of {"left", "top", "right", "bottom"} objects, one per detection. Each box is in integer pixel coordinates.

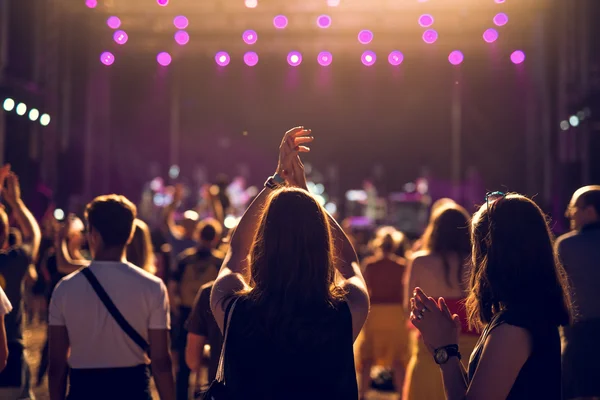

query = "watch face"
[{"left": 434, "top": 348, "right": 449, "bottom": 364}]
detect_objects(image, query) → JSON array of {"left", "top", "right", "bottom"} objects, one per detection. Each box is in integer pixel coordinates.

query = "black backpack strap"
[{"left": 81, "top": 267, "right": 150, "bottom": 353}]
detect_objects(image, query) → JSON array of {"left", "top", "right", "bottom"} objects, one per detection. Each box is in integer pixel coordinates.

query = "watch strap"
[
  {"left": 272, "top": 173, "right": 285, "bottom": 185},
  {"left": 434, "top": 344, "right": 461, "bottom": 364},
  {"left": 264, "top": 176, "right": 280, "bottom": 190}
]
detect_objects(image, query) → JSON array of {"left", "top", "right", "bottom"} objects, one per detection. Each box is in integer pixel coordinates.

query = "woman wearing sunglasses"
[{"left": 409, "top": 193, "right": 572, "bottom": 399}]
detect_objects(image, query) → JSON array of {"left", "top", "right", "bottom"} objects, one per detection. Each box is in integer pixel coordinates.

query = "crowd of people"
[{"left": 0, "top": 128, "right": 597, "bottom": 399}]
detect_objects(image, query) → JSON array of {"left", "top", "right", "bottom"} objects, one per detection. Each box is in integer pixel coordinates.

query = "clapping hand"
[
  {"left": 277, "top": 126, "right": 313, "bottom": 190},
  {"left": 3, "top": 171, "right": 21, "bottom": 206}
]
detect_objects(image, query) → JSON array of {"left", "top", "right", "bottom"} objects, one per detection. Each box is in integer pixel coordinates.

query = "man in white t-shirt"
[{"left": 48, "top": 195, "right": 175, "bottom": 400}]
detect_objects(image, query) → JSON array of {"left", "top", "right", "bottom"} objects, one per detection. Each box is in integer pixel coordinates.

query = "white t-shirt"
[
  {"left": 49, "top": 261, "right": 170, "bottom": 369},
  {"left": 0, "top": 286, "right": 12, "bottom": 316}
]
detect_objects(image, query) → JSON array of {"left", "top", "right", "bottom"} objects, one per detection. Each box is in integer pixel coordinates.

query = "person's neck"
[{"left": 93, "top": 247, "right": 127, "bottom": 263}]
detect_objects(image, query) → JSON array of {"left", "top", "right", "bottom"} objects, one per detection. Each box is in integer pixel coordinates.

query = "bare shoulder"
[{"left": 410, "top": 251, "right": 435, "bottom": 267}]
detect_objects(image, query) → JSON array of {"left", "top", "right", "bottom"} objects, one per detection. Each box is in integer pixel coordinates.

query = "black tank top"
[
  {"left": 223, "top": 296, "right": 358, "bottom": 400},
  {"left": 468, "top": 310, "right": 562, "bottom": 399}
]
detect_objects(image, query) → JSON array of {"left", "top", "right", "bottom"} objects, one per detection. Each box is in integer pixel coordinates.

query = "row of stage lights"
[
  {"left": 2, "top": 99, "right": 52, "bottom": 126},
  {"left": 560, "top": 109, "right": 591, "bottom": 131}
]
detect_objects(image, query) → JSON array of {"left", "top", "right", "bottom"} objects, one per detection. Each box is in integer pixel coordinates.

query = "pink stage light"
[
  {"left": 483, "top": 28, "right": 499, "bottom": 43},
  {"left": 361, "top": 51, "right": 376, "bottom": 66},
  {"left": 215, "top": 52, "right": 230, "bottom": 66},
  {"left": 175, "top": 31, "right": 189, "bottom": 45},
  {"left": 107, "top": 16, "right": 121, "bottom": 29},
  {"left": 242, "top": 30, "right": 258, "bottom": 45},
  {"left": 157, "top": 52, "right": 172, "bottom": 66},
  {"left": 244, "top": 52, "right": 259, "bottom": 66},
  {"left": 510, "top": 50, "right": 525, "bottom": 64},
  {"left": 113, "top": 30, "right": 128, "bottom": 45},
  {"left": 418, "top": 14, "right": 434, "bottom": 28},
  {"left": 494, "top": 0, "right": 506, "bottom": 3},
  {"left": 422, "top": 29, "right": 438, "bottom": 44},
  {"left": 85, "top": 0, "right": 97, "bottom": 9},
  {"left": 388, "top": 51, "right": 404, "bottom": 66},
  {"left": 448, "top": 50, "right": 464, "bottom": 65},
  {"left": 358, "top": 30, "right": 373, "bottom": 45},
  {"left": 317, "top": 51, "right": 333, "bottom": 66},
  {"left": 245, "top": 0, "right": 257, "bottom": 8},
  {"left": 157, "top": 0, "right": 169, "bottom": 6},
  {"left": 287, "top": 51, "right": 302, "bottom": 67},
  {"left": 174, "top": 16, "right": 189, "bottom": 29},
  {"left": 493, "top": 13, "right": 508, "bottom": 26},
  {"left": 317, "top": 15, "right": 332, "bottom": 28},
  {"left": 273, "top": 15, "right": 288, "bottom": 29},
  {"left": 100, "top": 52, "right": 115, "bottom": 66}
]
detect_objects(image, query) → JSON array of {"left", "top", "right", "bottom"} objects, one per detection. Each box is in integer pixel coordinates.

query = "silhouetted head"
[
  {"left": 127, "top": 219, "right": 156, "bottom": 273},
  {"left": 197, "top": 218, "right": 222, "bottom": 248},
  {"left": 567, "top": 185, "right": 600, "bottom": 230},
  {"left": 466, "top": 194, "right": 572, "bottom": 329},
  {"left": 85, "top": 195, "right": 137, "bottom": 257},
  {"left": 181, "top": 210, "right": 199, "bottom": 239},
  {"left": 372, "top": 226, "right": 404, "bottom": 255}
]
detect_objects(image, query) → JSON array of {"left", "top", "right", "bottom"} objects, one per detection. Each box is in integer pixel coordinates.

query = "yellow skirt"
[{"left": 403, "top": 330, "right": 479, "bottom": 400}]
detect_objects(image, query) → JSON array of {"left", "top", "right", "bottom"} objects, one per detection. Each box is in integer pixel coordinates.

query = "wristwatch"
[
  {"left": 264, "top": 173, "right": 285, "bottom": 190},
  {"left": 433, "top": 344, "right": 461, "bottom": 365}
]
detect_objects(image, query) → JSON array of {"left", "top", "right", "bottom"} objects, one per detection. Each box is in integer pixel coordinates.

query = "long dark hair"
[
  {"left": 421, "top": 204, "right": 471, "bottom": 289},
  {"left": 126, "top": 219, "right": 156, "bottom": 274},
  {"left": 244, "top": 188, "right": 346, "bottom": 321},
  {"left": 465, "top": 194, "right": 572, "bottom": 329}
]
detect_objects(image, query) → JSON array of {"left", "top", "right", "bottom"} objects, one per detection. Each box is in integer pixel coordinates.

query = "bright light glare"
[
  {"left": 273, "top": 15, "right": 288, "bottom": 29},
  {"left": 317, "top": 51, "right": 333, "bottom": 66},
  {"left": 157, "top": 0, "right": 169, "bottom": 6},
  {"left": 244, "top": 52, "right": 259, "bottom": 66},
  {"left": 448, "top": 50, "right": 464, "bottom": 65},
  {"left": 317, "top": 15, "right": 332, "bottom": 28},
  {"left": 107, "top": 16, "right": 121, "bottom": 29},
  {"left": 224, "top": 215, "right": 240, "bottom": 229},
  {"left": 483, "top": 28, "right": 499, "bottom": 43},
  {"left": 114, "top": 30, "right": 128, "bottom": 45},
  {"left": 510, "top": 50, "right": 525, "bottom": 64},
  {"left": 361, "top": 51, "right": 376, "bottom": 66},
  {"left": 29, "top": 109, "right": 40, "bottom": 121},
  {"left": 54, "top": 209, "right": 65, "bottom": 221},
  {"left": 245, "top": 0, "right": 257, "bottom": 8},
  {"left": 215, "top": 51, "right": 230, "bottom": 66},
  {"left": 242, "top": 30, "right": 258, "bottom": 45},
  {"left": 173, "top": 16, "right": 189, "bottom": 29},
  {"left": 40, "top": 114, "right": 51, "bottom": 126},
  {"left": 569, "top": 115, "right": 580, "bottom": 127},
  {"left": 560, "top": 121, "right": 570, "bottom": 131},
  {"left": 327, "top": 0, "right": 340, "bottom": 6},
  {"left": 157, "top": 52, "right": 172, "bottom": 66},
  {"left": 16, "top": 103, "right": 27, "bottom": 116},
  {"left": 287, "top": 51, "right": 302, "bottom": 66},
  {"left": 388, "top": 51, "right": 404, "bottom": 66},
  {"left": 2, "top": 98, "right": 15, "bottom": 112},
  {"left": 100, "top": 51, "right": 115, "bottom": 66},
  {"left": 418, "top": 14, "right": 434, "bottom": 28},
  {"left": 85, "top": 0, "right": 97, "bottom": 9},
  {"left": 423, "top": 29, "right": 438, "bottom": 44},
  {"left": 358, "top": 30, "right": 374, "bottom": 45},
  {"left": 174, "top": 31, "right": 190, "bottom": 45},
  {"left": 493, "top": 13, "right": 509, "bottom": 26},
  {"left": 169, "top": 165, "right": 180, "bottom": 179}
]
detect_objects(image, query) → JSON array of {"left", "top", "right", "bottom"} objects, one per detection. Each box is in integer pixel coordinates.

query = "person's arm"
[
  {"left": 185, "top": 333, "right": 207, "bottom": 372},
  {"left": 149, "top": 281, "right": 175, "bottom": 400},
  {"left": 48, "top": 325, "right": 70, "bottom": 400},
  {"left": 185, "top": 286, "right": 211, "bottom": 372},
  {"left": 55, "top": 239, "right": 88, "bottom": 275},
  {"left": 161, "top": 185, "right": 184, "bottom": 240},
  {"left": 4, "top": 173, "right": 41, "bottom": 260}
]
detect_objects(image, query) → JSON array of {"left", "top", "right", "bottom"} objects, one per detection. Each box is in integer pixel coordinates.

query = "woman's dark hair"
[
  {"left": 127, "top": 219, "right": 156, "bottom": 274},
  {"left": 422, "top": 204, "right": 471, "bottom": 289},
  {"left": 465, "top": 194, "right": 572, "bottom": 329},
  {"left": 242, "top": 187, "right": 345, "bottom": 329}
]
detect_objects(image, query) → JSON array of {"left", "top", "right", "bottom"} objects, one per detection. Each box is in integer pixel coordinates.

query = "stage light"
[
  {"left": 40, "top": 114, "right": 51, "bottom": 126},
  {"left": 114, "top": 30, "right": 128, "bottom": 45},
  {"left": 483, "top": 28, "right": 499, "bottom": 43},
  {"left": 273, "top": 15, "right": 288, "bottom": 29},
  {"left": 244, "top": 52, "right": 259, "bottom": 66},
  {"left": 157, "top": 52, "right": 172, "bottom": 66},
  {"left": 16, "top": 103, "right": 27, "bottom": 116},
  {"left": 418, "top": 14, "right": 434, "bottom": 28},
  {"left": 169, "top": 165, "right": 180, "bottom": 179},
  {"left": 174, "top": 16, "right": 189, "bottom": 29},
  {"left": 85, "top": 0, "right": 97, "bottom": 9},
  {"left": 510, "top": 50, "right": 525, "bottom": 64},
  {"left": 215, "top": 52, "right": 231, "bottom": 66},
  {"left": 317, "top": 15, "right": 332, "bottom": 28},
  {"left": 287, "top": 51, "right": 302, "bottom": 66},
  {"left": 100, "top": 51, "right": 115, "bottom": 66},
  {"left": 494, "top": 0, "right": 506, "bottom": 3},
  {"left": 448, "top": 50, "right": 464, "bottom": 65},
  {"left": 29, "top": 109, "right": 40, "bottom": 121},
  {"left": 245, "top": 0, "right": 257, "bottom": 8},
  {"left": 2, "top": 98, "right": 15, "bottom": 112},
  {"left": 157, "top": 0, "right": 168, "bottom": 6},
  {"left": 560, "top": 121, "right": 569, "bottom": 131},
  {"left": 317, "top": 51, "right": 333, "bottom": 66},
  {"left": 327, "top": 0, "right": 340, "bottom": 5},
  {"left": 422, "top": 29, "right": 438, "bottom": 44},
  {"left": 361, "top": 51, "right": 376, "bottom": 66},
  {"left": 242, "top": 30, "right": 258, "bottom": 45},
  {"left": 388, "top": 51, "right": 404, "bottom": 66},
  {"left": 358, "top": 30, "right": 373, "bottom": 45},
  {"left": 493, "top": 13, "right": 508, "bottom": 26},
  {"left": 107, "top": 16, "right": 121, "bottom": 29},
  {"left": 54, "top": 209, "right": 65, "bottom": 221},
  {"left": 174, "top": 31, "right": 189, "bottom": 45},
  {"left": 569, "top": 115, "right": 580, "bottom": 127}
]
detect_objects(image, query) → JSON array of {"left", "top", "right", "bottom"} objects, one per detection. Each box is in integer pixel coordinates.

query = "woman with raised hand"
[
  {"left": 210, "top": 127, "right": 370, "bottom": 399},
  {"left": 409, "top": 193, "right": 572, "bottom": 400}
]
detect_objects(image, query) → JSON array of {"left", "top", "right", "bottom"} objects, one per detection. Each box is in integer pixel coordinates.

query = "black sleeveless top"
[
  {"left": 468, "top": 310, "right": 562, "bottom": 399},
  {"left": 223, "top": 296, "right": 358, "bottom": 400}
]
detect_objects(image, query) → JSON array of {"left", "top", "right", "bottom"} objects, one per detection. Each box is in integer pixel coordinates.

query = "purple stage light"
[
  {"left": 157, "top": 52, "right": 172, "bottom": 66},
  {"left": 317, "top": 51, "right": 333, "bottom": 66},
  {"left": 85, "top": 0, "right": 97, "bottom": 9},
  {"left": 273, "top": 15, "right": 288, "bottom": 29},
  {"left": 245, "top": 0, "right": 257, "bottom": 8},
  {"left": 493, "top": 13, "right": 508, "bottom": 26},
  {"left": 175, "top": 31, "right": 189, "bottom": 45},
  {"left": 287, "top": 51, "right": 302, "bottom": 67},
  {"left": 113, "top": 30, "right": 128, "bottom": 45},
  {"left": 388, "top": 51, "right": 404, "bottom": 66},
  {"left": 361, "top": 51, "right": 376, "bottom": 66},
  {"left": 422, "top": 29, "right": 438, "bottom": 44},
  {"left": 317, "top": 15, "right": 332, "bottom": 28},
  {"left": 483, "top": 28, "right": 499, "bottom": 43},
  {"left": 174, "top": 16, "right": 189, "bottom": 29},
  {"left": 244, "top": 52, "right": 259, "bottom": 66},
  {"left": 157, "top": 0, "right": 169, "bottom": 6},
  {"left": 418, "top": 14, "right": 434, "bottom": 28},
  {"left": 215, "top": 52, "right": 230, "bottom": 66},
  {"left": 100, "top": 52, "right": 115, "bottom": 66},
  {"left": 358, "top": 30, "right": 374, "bottom": 45},
  {"left": 494, "top": 0, "right": 506, "bottom": 3},
  {"left": 107, "top": 16, "right": 121, "bottom": 29},
  {"left": 448, "top": 50, "right": 464, "bottom": 65},
  {"left": 510, "top": 50, "right": 525, "bottom": 64},
  {"left": 242, "top": 30, "right": 258, "bottom": 45}
]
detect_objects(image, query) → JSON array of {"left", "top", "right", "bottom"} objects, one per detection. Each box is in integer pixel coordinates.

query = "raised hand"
[
  {"left": 289, "top": 154, "right": 308, "bottom": 191},
  {"left": 0, "top": 165, "right": 10, "bottom": 196},
  {"left": 276, "top": 126, "right": 313, "bottom": 181},
  {"left": 4, "top": 172, "right": 21, "bottom": 206}
]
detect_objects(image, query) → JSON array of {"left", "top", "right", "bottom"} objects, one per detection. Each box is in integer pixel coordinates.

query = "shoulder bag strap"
[
  {"left": 215, "top": 297, "right": 239, "bottom": 383},
  {"left": 81, "top": 267, "right": 150, "bottom": 352}
]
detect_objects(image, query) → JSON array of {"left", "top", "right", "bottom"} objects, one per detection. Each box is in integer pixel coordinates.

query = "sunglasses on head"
[{"left": 485, "top": 191, "right": 506, "bottom": 213}]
